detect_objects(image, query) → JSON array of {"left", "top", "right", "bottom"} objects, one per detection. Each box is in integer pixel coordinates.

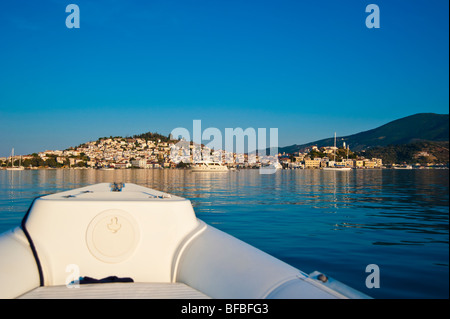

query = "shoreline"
[{"left": 1, "top": 166, "right": 448, "bottom": 171}]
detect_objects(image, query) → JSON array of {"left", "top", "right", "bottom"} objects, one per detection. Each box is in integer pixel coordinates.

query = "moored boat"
[
  {"left": 322, "top": 133, "right": 352, "bottom": 171},
  {"left": 393, "top": 165, "right": 413, "bottom": 170},
  {"left": 6, "top": 148, "right": 24, "bottom": 171},
  {"left": 190, "top": 161, "right": 228, "bottom": 172},
  {"left": 322, "top": 166, "right": 352, "bottom": 171}
]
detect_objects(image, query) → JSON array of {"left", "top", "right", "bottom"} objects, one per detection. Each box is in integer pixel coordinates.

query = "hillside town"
[{"left": 0, "top": 135, "right": 447, "bottom": 170}]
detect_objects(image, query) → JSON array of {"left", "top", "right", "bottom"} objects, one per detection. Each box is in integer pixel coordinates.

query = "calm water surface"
[{"left": 0, "top": 169, "right": 448, "bottom": 299}]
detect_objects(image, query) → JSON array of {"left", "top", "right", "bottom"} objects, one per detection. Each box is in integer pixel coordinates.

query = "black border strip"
[{"left": 21, "top": 196, "right": 44, "bottom": 286}]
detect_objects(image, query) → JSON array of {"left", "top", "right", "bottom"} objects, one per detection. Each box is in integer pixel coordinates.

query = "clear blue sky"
[{"left": 0, "top": 0, "right": 448, "bottom": 156}]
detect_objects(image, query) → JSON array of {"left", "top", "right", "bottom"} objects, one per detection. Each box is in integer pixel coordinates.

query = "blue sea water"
[{"left": 0, "top": 168, "right": 448, "bottom": 299}]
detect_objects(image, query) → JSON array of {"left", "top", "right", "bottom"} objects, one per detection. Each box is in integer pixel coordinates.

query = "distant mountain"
[{"left": 279, "top": 113, "right": 449, "bottom": 153}]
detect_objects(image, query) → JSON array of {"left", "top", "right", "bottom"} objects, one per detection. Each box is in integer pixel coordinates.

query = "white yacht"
[
  {"left": 270, "top": 161, "right": 283, "bottom": 170},
  {"left": 259, "top": 161, "right": 283, "bottom": 174},
  {"left": 0, "top": 183, "right": 370, "bottom": 299},
  {"left": 190, "top": 161, "right": 228, "bottom": 172},
  {"left": 393, "top": 165, "right": 413, "bottom": 170},
  {"left": 323, "top": 166, "right": 351, "bottom": 171}
]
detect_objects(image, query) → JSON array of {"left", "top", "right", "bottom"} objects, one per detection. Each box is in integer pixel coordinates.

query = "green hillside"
[
  {"left": 280, "top": 113, "right": 449, "bottom": 153},
  {"left": 359, "top": 141, "right": 449, "bottom": 165}
]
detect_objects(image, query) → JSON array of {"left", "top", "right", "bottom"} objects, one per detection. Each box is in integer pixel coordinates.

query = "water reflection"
[
  {"left": 1, "top": 168, "right": 447, "bottom": 239},
  {"left": 0, "top": 168, "right": 448, "bottom": 298}
]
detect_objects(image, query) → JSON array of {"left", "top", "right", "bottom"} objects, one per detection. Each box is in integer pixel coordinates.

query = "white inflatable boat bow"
[{"left": 0, "top": 183, "right": 371, "bottom": 299}]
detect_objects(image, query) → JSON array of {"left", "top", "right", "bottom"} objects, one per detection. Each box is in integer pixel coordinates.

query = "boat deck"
[{"left": 17, "top": 282, "right": 210, "bottom": 299}]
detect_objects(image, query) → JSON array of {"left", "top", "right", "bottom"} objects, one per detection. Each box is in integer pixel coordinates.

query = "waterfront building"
[
  {"left": 372, "top": 158, "right": 383, "bottom": 167},
  {"left": 305, "top": 159, "right": 321, "bottom": 169},
  {"left": 363, "top": 160, "right": 376, "bottom": 169},
  {"left": 355, "top": 160, "right": 364, "bottom": 168}
]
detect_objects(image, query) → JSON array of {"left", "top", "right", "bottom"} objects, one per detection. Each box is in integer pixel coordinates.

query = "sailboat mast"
[{"left": 334, "top": 132, "right": 336, "bottom": 162}]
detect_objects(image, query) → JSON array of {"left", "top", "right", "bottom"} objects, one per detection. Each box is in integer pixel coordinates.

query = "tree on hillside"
[{"left": 133, "top": 132, "right": 170, "bottom": 143}]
